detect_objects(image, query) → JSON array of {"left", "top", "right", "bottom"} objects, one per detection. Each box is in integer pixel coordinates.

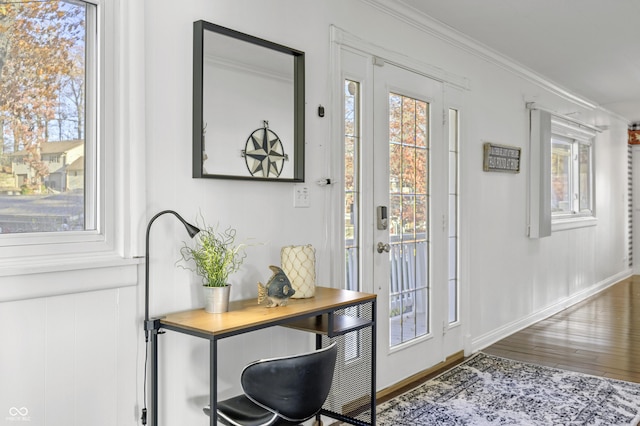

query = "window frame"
[
  {"left": 344, "top": 78, "right": 361, "bottom": 293},
  {"left": 0, "top": 0, "right": 145, "bottom": 301},
  {"left": 551, "top": 135, "right": 594, "bottom": 216},
  {"left": 0, "top": 0, "right": 100, "bottom": 246},
  {"left": 550, "top": 117, "right": 597, "bottom": 230}
]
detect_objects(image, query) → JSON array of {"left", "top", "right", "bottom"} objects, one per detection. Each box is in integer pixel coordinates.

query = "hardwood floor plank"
[{"left": 484, "top": 276, "right": 640, "bottom": 383}]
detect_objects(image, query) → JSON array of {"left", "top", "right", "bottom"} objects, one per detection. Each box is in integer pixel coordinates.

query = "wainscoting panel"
[{"left": 0, "top": 286, "right": 136, "bottom": 426}]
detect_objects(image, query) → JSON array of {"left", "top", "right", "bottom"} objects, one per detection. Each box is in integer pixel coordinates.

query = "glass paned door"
[
  {"left": 338, "top": 47, "right": 463, "bottom": 391},
  {"left": 373, "top": 62, "right": 445, "bottom": 390}
]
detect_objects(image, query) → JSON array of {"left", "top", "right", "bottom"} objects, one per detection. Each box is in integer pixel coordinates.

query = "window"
[
  {"left": 0, "top": 0, "right": 143, "bottom": 299},
  {"left": 448, "top": 108, "right": 459, "bottom": 324},
  {"left": 529, "top": 108, "right": 597, "bottom": 238},
  {"left": 551, "top": 118, "right": 594, "bottom": 220},
  {"left": 344, "top": 79, "right": 361, "bottom": 361},
  {"left": 344, "top": 79, "right": 360, "bottom": 293},
  {"left": 0, "top": 0, "right": 95, "bottom": 234}
]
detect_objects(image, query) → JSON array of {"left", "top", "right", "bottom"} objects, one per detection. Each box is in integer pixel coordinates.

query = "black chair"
[{"left": 204, "top": 342, "right": 338, "bottom": 426}]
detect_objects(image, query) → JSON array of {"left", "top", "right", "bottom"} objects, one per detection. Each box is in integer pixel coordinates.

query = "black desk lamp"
[
  {"left": 142, "top": 210, "right": 200, "bottom": 425},
  {"left": 144, "top": 209, "right": 200, "bottom": 341}
]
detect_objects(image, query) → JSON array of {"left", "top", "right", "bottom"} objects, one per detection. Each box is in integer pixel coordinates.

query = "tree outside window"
[{"left": 0, "top": 0, "right": 89, "bottom": 234}]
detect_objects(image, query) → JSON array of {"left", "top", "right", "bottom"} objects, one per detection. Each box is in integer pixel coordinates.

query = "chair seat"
[
  {"left": 205, "top": 395, "right": 299, "bottom": 426},
  {"left": 204, "top": 344, "right": 337, "bottom": 426}
]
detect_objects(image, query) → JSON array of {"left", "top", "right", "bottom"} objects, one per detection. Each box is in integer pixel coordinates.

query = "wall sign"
[{"left": 483, "top": 142, "right": 521, "bottom": 173}]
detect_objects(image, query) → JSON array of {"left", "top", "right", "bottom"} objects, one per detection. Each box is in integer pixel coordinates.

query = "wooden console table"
[{"left": 148, "top": 286, "right": 376, "bottom": 426}]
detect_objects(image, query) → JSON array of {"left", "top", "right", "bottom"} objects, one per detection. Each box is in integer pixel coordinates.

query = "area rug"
[{"left": 376, "top": 352, "right": 640, "bottom": 425}]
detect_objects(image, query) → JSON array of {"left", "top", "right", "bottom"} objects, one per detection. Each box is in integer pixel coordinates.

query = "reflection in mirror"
[{"left": 193, "top": 21, "right": 305, "bottom": 181}]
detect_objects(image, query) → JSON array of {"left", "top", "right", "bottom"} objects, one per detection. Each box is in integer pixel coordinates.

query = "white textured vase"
[
  {"left": 203, "top": 285, "right": 231, "bottom": 313},
  {"left": 281, "top": 245, "right": 316, "bottom": 298}
]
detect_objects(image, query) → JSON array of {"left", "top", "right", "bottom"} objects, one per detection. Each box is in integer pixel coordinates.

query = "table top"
[{"left": 159, "top": 286, "right": 376, "bottom": 338}]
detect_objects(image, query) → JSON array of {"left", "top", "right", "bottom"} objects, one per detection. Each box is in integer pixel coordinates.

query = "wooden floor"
[
  {"left": 377, "top": 276, "right": 640, "bottom": 405},
  {"left": 484, "top": 276, "right": 640, "bottom": 383}
]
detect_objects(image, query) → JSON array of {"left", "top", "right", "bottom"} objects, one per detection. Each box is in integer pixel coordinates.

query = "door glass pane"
[
  {"left": 448, "top": 109, "right": 459, "bottom": 324},
  {"left": 388, "top": 93, "right": 429, "bottom": 347},
  {"left": 344, "top": 80, "right": 360, "bottom": 361},
  {"left": 344, "top": 80, "right": 359, "bottom": 292}
]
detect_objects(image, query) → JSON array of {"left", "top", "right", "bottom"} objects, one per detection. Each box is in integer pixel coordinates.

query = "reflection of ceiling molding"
[{"left": 204, "top": 53, "right": 293, "bottom": 84}]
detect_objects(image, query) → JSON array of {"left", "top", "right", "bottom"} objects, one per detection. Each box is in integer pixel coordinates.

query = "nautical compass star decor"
[{"left": 242, "top": 120, "right": 288, "bottom": 178}]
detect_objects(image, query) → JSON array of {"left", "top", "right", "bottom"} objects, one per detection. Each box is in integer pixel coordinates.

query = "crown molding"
[{"left": 361, "top": 0, "right": 600, "bottom": 111}]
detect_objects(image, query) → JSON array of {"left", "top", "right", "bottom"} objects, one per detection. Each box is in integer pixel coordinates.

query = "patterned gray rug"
[{"left": 377, "top": 352, "right": 640, "bottom": 425}]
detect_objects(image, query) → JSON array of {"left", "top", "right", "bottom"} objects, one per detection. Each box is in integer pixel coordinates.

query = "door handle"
[{"left": 377, "top": 242, "right": 390, "bottom": 253}]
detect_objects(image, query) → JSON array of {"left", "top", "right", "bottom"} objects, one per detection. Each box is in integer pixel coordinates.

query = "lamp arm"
[{"left": 144, "top": 210, "right": 200, "bottom": 341}]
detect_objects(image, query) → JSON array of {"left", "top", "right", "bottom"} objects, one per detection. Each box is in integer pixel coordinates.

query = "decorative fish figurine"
[{"left": 258, "top": 265, "right": 296, "bottom": 307}]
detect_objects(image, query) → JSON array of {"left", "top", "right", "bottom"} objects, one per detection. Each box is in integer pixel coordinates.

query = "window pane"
[
  {"left": 415, "top": 101, "right": 427, "bottom": 148},
  {"left": 401, "top": 97, "right": 416, "bottom": 146},
  {"left": 0, "top": 0, "right": 90, "bottom": 234},
  {"left": 388, "top": 92, "right": 429, "bottom": 347},
  {"left": 344, "top": 80, "right": 361, "bottom": 362},
  {"left": 579, "top": 143, "right": 592, "bottom": 212},
  {"left": 344, "top": 80, "right": 360, "bottom": 294},
  {"left": 389, "top": 94, "right": 402, "bottom": 143},
  {"left": 448, "top": 109, "right": 458, "bottom": 324},
  {"left": 551, "top": 140, "right": 572, "bottom": 213}
]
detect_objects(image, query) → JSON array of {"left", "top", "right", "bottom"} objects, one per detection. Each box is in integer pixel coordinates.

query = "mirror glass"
[{"left": 193, "top": 21, "right": 305, "bottom": 181}]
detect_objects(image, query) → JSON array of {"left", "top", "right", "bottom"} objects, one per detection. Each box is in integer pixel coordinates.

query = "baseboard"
[
  {"left": 376, "top": 350, "right": 464, "bottom": 402},
  {"left": 471, "top": 269, "right": 632, "bottom": 352}
]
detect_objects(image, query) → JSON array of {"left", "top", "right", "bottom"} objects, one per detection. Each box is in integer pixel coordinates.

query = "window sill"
[
  {"left": 552, "top": 216, "right": 598, "bottom": 232},
  {"left": 0, "top": 253, "right": 143, "bottom": 302}
]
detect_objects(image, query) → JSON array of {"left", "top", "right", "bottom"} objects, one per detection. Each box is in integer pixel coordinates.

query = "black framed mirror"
[{"left": 193, "top": 20, "right": 305, "bottom": 181}]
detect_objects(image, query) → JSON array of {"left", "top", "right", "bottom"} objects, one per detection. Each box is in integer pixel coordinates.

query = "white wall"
[
  {"left": 634, "top": 146, "right": 640, "bottom": 275},
  {"left": 0, "top": 0, "right": 630, "bottom": 425},
  {"left": 145, "top": 0, "right": 630, "bottom": 422},
  {"left": 0, "top": 286, "right": 139, "bottom": 426}
]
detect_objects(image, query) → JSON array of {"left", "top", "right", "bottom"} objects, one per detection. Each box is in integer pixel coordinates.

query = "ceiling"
[{"left": 392, "top": 0, "right": 640, "bottom": 123}]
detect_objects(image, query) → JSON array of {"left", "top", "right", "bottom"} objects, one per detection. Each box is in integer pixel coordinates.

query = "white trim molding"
[
  {"left": 471, "top": 269, "right": 632, "bottom": 352},
  {"left": 330, "top": 25, "right": 470, "bottom": 91},
  {"left": 362, "top": 0, "right": 600, "bottom": 111}
]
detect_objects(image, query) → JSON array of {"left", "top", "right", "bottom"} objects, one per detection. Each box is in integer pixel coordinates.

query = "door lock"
[
  {"left": 377, "top": 242, "right": 390, "bottom": 253},
  {"left": 376, "top": 206, "right": 388, "bottom": 230}
]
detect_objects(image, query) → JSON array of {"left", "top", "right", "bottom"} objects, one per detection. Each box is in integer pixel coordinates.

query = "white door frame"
[{"left": 329, "top": 26, "right": 471, "bottom": 390}]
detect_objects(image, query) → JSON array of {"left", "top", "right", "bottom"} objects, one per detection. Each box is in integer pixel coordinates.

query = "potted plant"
[{"left": 179, "top": 222, "right": 247, "bottom": 313}]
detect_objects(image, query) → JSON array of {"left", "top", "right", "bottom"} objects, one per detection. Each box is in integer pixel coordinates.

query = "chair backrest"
[{"left": 240, "top": 343, "right": 338, "bottom": 422}]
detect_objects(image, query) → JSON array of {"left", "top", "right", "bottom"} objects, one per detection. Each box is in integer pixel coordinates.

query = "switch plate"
[{"left": 294, "top": 184, "right": 310, "bottom": 208}]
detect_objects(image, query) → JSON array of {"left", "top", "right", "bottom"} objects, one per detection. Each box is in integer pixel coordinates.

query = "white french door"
[
  {"left": 371, "top": 62, "right": 449, "bottom": 389},
  {"left": 340, "top": 46, "right": 463, "bottom": 391}
]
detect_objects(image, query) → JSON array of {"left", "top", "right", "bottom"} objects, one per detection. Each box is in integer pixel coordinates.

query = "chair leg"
[{"left": 312, "top": 420, "right": 323, "bottom": 426}]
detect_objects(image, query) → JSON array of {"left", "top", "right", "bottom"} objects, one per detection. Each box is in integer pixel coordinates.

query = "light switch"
[{"left": 294, "top": 184, "right": 310, "bottom": 208}]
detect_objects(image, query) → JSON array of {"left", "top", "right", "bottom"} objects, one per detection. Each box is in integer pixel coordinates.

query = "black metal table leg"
[
  {"left": 371, "top": 299, "right": 377, "bottom": 426},
  {"left": 210, "top": 339, "right": 217, "bottom": 426},
  {"left": 150, "top": 328, "right": 159, "bottom": 426}
]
